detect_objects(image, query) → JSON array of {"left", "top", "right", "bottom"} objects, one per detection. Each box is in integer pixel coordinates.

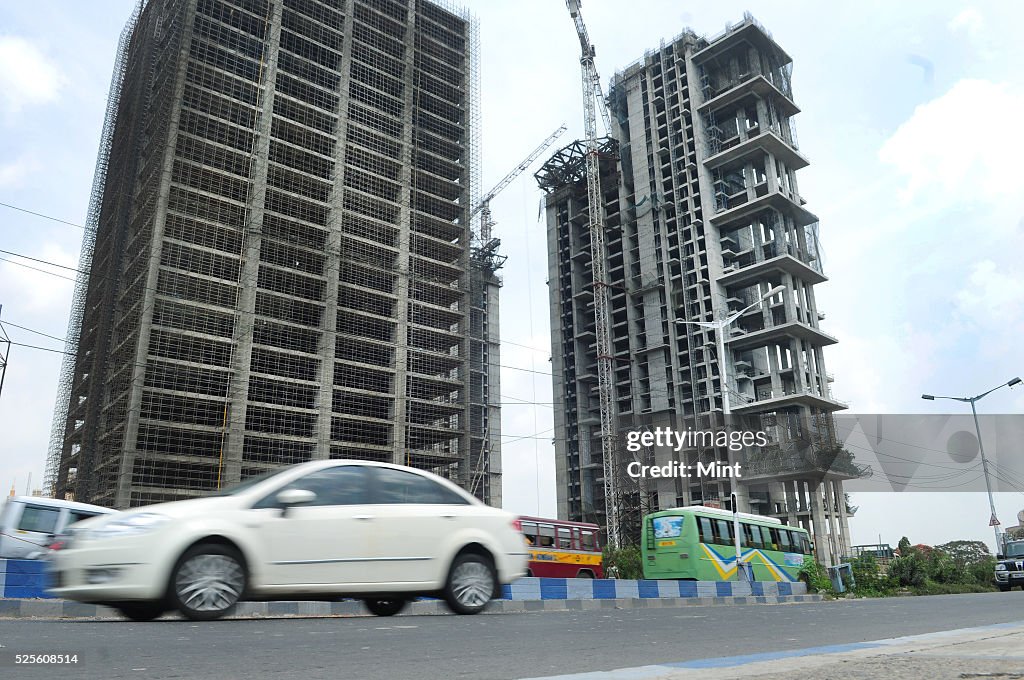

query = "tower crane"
[
  {"left": 566, "top": 0, "right": 622, "bottom": 547},
  {"left": 470, "top": 124, "right": 567, "bottom": 244}
]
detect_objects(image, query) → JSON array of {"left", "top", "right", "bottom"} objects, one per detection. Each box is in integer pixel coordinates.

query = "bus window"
[
  {"left": 538, "top": 524, "right": 556, "bottom": 548},
  {"left": 713, "top": 519, "right": 732, "bottom": 546},
  {"left": 778, "top": 529, "right": 793, "bottom": 552},
  {"left": 800, "top": 534, "right": 812, "bottom": 555},
  {"left": 581, "top": 530, "right": 597, "bottom": 551},
  {"left": 742, "top": 524, "right": 761, "bottom": 549},
  {"left": 698, "top": 517, "right": 714, "bottom": 543},
  {"left": 558, "top": 528, "right": 572, "bottom": 549},
  {"left": 521, "top": 522, "right": 538, "bottom": 546},
  {"left": 766, "top": 527, "right": 780, "bottom": 551}
]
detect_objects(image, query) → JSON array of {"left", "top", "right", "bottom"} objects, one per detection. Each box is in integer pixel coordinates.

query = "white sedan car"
[{"left": 50, "top": 460, "right": 528, "bottom": 621}]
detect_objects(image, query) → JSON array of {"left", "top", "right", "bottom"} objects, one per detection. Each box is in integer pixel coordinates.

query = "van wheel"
[
  {"left": 170, "top": 543, "right": 246, "bottom": 621},
  {"left": 363, "top": 598, "right": 406, "bottom": 617},
  {"left": 444, "top": 552, "right": 496, "bottom": 615},
  {"left": 115, "top": 602, "right": 165, "bottom": 621}
]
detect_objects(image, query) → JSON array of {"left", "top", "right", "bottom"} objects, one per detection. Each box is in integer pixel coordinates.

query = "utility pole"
[{"left": 0, "top": 304, "right": 10, "bottom": 403}]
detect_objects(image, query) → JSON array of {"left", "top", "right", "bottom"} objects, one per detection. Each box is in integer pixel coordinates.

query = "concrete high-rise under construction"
[
  {"left": 537, "top": 14, "right": 865, "bottom": 564},
  {"left": 45, "top": 0, "right": 502, "bottom": 509}
]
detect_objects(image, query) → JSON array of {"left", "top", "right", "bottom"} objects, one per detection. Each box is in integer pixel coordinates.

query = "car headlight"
[
  {"left": 996, "top": 564, "right": 1008, "bottom": 571},
  {"left": 89, "top": 513, "right": 170, "bottom": 540}
]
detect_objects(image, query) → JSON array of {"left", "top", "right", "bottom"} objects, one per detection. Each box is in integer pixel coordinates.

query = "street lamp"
[
  {"left": 675, "top": 284, "right": 785, "bottom": 580},
  {"left": 922, "top": 377, "right": 1022, "bottom": 552}
]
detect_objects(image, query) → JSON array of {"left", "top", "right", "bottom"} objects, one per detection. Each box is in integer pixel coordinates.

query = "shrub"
[
  {"left": 603, "top": 546, "right": 642, "bottom": 580},
  {"left": 799, "top": 560, "right": 833, "bottom": 594},
  {"left": 889, "top": 554, "right": 927, "bottom": 588}
]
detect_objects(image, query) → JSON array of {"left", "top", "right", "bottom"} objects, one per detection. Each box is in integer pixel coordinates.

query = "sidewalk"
[{"left": 523, "top": 621, "right": 1024, "bottom": 679}]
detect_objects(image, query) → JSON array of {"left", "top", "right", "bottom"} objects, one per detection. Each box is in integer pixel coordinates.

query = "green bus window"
[
  {"left": 801, "top": 535, "right": 812, "bottom": 555},
  {"left": 698, "top": 517, "right": 714, "bottom": 543},
  {"left": 714, "top": 519, "right": 732, "bottom": 546},
  {"left": 767, "top": 527, "right": 780, "bottom": 551},
  {"left": 778, "top": 529, "right": 793, "bottom": 552}
]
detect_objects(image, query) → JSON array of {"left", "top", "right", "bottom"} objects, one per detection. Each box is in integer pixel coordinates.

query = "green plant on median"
[
  {"left": 798, "top": 559, "right": 834, "bottom": 595},
  {"left": 603, "top": 546, "right": 643, "bottom": 580}
]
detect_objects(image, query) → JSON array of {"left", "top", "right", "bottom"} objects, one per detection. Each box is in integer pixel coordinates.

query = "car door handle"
[
  {"left": 440, "top": 514, "right": 456, "bottom": 520},
  {"left": 353, "top": 515, "right": 374, "bottom": 521}
]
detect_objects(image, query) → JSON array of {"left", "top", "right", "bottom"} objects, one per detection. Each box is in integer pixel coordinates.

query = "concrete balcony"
[
  {"left": 720, "top": 249, "right": 826, "bottom": 287},
  {"left": 727, "top": 320, "right": 838, "bottom": 351},
  {"left": 729, "top": 388, "right": 848, "bottom": 415},
  {"left": 710, "top": 190, "right": 817, "bottom": 229},
  {"left": 704, "top": 129, "right": 808, "bottom": 171}
]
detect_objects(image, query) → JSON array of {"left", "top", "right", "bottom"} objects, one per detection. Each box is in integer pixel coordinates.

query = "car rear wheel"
[
  {"left": 444, "top": 552, "right": 496, "bottom": 615},
  {"left": 363, "top": 598, "right": 407, "bottom": 617},
  {"left": 170, "top": 543, "right": 246, "bottom": 621},
  {"left": 115, "top": 602, "right": 166, "bottom": 622}
]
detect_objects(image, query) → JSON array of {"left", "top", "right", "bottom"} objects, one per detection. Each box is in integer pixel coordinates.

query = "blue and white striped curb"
[
  {"left": 500, "top": 577, "right": 803, "bottom": 600},
  {"left": 1, "top": 559, "right": 805, "bottom": 601}
]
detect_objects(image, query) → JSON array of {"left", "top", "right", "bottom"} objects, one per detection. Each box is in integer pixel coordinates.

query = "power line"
[
  {"left": 0, "top": 201, "right": 85, "bottom": 230},
  {"left": 0, "top": 249, "right": 82, "bottom": 272},
  {"left": 0, "top": 321, "right": 67, "bottom": 344},
  {"left": 0, "top": 256, "right": 77, "bottom": 282}
]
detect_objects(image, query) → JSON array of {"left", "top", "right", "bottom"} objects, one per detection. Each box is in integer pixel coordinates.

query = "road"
[{"left": 1, "top": 592, "right": 1022, "bottom": 679}]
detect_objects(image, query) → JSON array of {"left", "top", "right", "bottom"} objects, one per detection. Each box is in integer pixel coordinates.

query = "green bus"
[{"left": 641, "top": 506, "right": 813, "bottom": 582}]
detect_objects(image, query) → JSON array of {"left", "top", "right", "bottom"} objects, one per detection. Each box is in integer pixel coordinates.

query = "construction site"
[
  {"left": 45, "top": 0, "right": 508, "bottom": 508},
  {"left": 538, "top": 8, "right": 867, "bottom": 563}
]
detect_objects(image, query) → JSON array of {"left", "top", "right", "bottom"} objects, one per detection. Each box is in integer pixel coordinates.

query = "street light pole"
[
  {"left": 922, "top": 376, "right": 1021, "bottom": 554},
  {"left": 676, "top": 285, "right": 784, "bottom": 581}
]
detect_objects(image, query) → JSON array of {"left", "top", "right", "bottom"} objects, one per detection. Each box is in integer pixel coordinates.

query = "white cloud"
[
  {"left": 949, "top": 7, "right": 984, "bottom": 40},
  {"left": 878, "top": 80, "right": 1024, "bottom": 209},
  {"left": 956, "top": 260, "right": 1024, "bottom": 323},
  {"left": 0, "top": 36, "right": 64, "bottom": 114},
  {"left": 0, "top": 153, "right": 41, "bottom": 188}
]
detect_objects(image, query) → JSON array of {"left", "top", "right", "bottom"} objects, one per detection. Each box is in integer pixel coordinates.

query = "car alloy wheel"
[
  {"left": 444, "top": 553, "right": 496, "bottom": 615},
  {"left": 171, "top": 544, "right": 246, "bottom": 621},
  {"left": 363, "top": 598, "right": 407, "bottom": 617}
]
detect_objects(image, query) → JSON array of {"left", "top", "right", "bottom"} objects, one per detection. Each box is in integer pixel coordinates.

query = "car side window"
[
  {"left": 371, "top": 467, "right": 470, "bottom": 505},
  {"left": 17, "top": 505, "right": 60, "bottom": 533},
  {"left": 253, "top": 466, "right": 369, "bottom": 509}
]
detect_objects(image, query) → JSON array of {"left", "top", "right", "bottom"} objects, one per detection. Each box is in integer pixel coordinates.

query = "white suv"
[{"left": 50, "top": 461, "right": 528, "bottom": 621}]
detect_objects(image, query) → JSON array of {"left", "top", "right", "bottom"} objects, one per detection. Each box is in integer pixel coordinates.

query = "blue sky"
[{"left": 0, "top": 1, "right": 1021, "bottom": 551}]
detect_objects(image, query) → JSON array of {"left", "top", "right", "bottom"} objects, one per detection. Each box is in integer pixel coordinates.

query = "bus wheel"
[{"left": 576, "top": 570, "right": 595, "bottom": 579}]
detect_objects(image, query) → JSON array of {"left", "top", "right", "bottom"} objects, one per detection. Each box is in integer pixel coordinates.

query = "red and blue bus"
[{"left": 516, "top": 516, "right": 603, "bottom": 578}]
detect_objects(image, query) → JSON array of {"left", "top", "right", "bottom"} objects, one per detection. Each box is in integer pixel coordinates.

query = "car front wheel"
[
  {"left": 363, "top": 598, "right": 407, "bottom": 617},
  {"left": 170, "top": 543, "right": 246, "bottom": 621},
  {"left": 444, "top": 552, "right": 496, "bottom": 615}
]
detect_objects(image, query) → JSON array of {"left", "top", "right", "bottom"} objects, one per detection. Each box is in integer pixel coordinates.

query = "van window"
[
  {"left": 68, "top": 510, "right": 102, "bottom": 525},
  {"left": 17, "top": 506, "right": 60, "bottom": 534}
]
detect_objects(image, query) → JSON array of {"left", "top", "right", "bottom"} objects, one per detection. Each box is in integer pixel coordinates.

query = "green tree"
[
  {"left": 935, "top": 540, "right": 991, "bottom": 567},
  {"left": 603, "top": 546, "right": 642, "bottom": 580},
  {"left": 897, "top": 536, "right": 912, "bottom": 555}
]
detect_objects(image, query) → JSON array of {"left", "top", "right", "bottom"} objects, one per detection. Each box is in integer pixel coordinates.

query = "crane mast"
[
  {"left": 471, "top": 124, "right": 567, "bottom": 242},
  {"left": 566, "top": 0, "right": 620, "bottom": 548}
]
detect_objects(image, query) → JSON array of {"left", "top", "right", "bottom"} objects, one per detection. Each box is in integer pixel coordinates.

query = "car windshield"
[
  {"left": 207, "top": 469, "right": 287, "bottom": 497},
  {"left": 1006, "top": 543, "right": 1024, "bottom": 558}
]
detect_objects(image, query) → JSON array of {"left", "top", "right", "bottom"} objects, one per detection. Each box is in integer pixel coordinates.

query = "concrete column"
[{"left": 809, "top": 479, "right": 830, "bottom": 565}]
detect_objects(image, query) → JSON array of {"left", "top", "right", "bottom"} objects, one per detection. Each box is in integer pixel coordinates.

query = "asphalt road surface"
[{"left": 2, "top": 592, "right": 1023, "bottom": 679}]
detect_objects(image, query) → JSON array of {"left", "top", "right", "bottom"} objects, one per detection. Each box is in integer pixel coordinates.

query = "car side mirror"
[{"left": 276, "top": 489, "right": 316, "bottom": 517}]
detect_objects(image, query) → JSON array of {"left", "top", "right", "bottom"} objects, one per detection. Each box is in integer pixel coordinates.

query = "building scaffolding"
[{"left": 48, "top": 0, "right": 501, "bottom": 508}]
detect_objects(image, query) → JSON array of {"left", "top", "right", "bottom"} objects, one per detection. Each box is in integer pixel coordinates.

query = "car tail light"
[{"left": 511, "top": 518, "right": 522, "bottom": 532}]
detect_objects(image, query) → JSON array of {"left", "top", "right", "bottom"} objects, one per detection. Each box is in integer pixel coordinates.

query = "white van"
[{"left": 0, "top": 496, "right": 117, "bottom": 559}]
